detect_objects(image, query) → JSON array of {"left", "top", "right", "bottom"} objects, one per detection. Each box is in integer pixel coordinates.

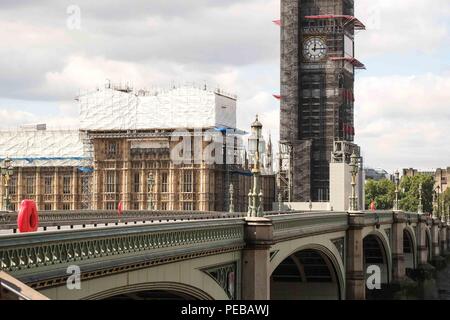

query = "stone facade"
[
  {"left": 403, "top": 167, "right": 449, "bottom": 193},
  {"left": 0, "top": 129, "right": 275, "bottom": 213}
]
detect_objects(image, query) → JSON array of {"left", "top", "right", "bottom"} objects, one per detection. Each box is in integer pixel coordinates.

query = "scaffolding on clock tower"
[{"left": 276, "top": 0, "right": 367, "bottom": 203}]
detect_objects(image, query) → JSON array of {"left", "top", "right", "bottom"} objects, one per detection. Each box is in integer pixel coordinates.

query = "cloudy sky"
[{"left": 0, "top": 0, "right": 449, "bottom": 172}]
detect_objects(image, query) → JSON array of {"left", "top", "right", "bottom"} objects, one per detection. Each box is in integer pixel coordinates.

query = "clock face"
[{"left": 303, "top": 37, "right": 328, "bottom": 62}]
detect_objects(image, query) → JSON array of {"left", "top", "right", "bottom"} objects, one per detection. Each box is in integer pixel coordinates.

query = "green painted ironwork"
[
  {"left": 0, "top": 220, "right": 245, "bottom": 280},
  {"left": 0, "top": 210, "right": 246, "bottom": 230}
]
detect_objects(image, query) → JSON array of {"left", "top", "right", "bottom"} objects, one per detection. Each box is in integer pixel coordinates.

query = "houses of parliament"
[{"left": 0, "top": 85, "right": 275, "bottom": 213}]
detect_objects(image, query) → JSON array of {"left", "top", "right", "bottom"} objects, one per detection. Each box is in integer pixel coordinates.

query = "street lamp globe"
[
  {"left": 248, "top": 115, "right": 265, "bottom": 155},
  {"left": 251, "top": 115, "right": 263, "bottom": 136},
  {"left": 395, "top": 170, "right": 400, "bottom": 185},
  {"left": 350, "top": 151, "right": 359, "bottom": 174}
]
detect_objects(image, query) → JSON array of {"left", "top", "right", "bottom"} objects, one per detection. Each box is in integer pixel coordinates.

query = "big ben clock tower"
[{"left": 279, "top": 0, "right": 366, "bottom": 202}]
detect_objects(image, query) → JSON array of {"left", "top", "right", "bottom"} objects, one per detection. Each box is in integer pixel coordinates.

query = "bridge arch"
[
  {"left": 85, "top": 282, "right": 214, "bottom": 300},
  {"left": 270, "top": 242, "right": 345, "bottom": 300},
  {"left": 403, "top": 226, "right": 417, "bottom": 270},
  {"left": 362, "top": 230, "right": 392, "bottom": 299},
  {"left": 39, "top": 253, "right": 237, "bottom": 300}
]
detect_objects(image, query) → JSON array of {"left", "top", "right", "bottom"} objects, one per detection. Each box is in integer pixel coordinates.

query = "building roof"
[
  {"left": 364, "top": 168, "right": 390, "bottom": 181},
  {"left": 1, "top": 84, "right": 240, "bottom": 168},
  {"left": 0, "top": 129, "right": 89, "bottom": 167},
  {"left": 78, "top": 85, "right": 237, "bottom": 131}
]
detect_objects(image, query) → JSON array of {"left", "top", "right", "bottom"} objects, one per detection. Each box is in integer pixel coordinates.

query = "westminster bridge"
[{"left": 0, "top": 209, "right": 449, "bottom": 300}]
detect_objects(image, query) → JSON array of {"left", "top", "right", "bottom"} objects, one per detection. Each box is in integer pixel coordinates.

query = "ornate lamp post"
[
  {"left": 248, "top": 115, "right": 265, "bottom": 218},
  {"left": 147, "top": 173, "right": 155, "bottom": 211},
  {"left": 441, "top": 191, "right": 446, "bottom": 223},
  {"left": 1, "top": 157, "right": 14, "bottom": 211},
  {"left": 229, "top": 183, "right": 235, "bottom": 213},
  {"left": 393, "top": 170, "right": 400, "bottom": 211},
  {"left": 349, "top": 151, "right": 361, "bottom": 212},
  {"left": 278, "top": 192, "right": 283, "bottom": 212},
  {"left": 436, "top": 185, "right": 441, "bottom": 220},
  {"left": 417, "top": 182, "right": 424, "bottom": 215},
  {"left": 432, "top": 190, "right": 438, "bottom": 219}
]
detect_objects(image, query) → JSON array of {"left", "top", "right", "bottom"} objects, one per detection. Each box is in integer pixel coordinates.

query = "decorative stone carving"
[
  {"left": 203, "top": 262, "right": 237, "bottom": 300},
  {"left": 332, "top": 237, "right": 345, "bottom": 261}
]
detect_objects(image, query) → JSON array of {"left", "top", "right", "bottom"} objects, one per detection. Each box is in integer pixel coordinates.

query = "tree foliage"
[
  {"left": 439, "top": 187, "right": 450, "bottom": 215},
  {"left": 365, "top": 179, "right": 395, "bottom": 210},
  {"left": 399, "top": 174, "right": 434, "bottom": 213},
  {"left": 365, "top": 174, "right": 435, "bottom": 212}
]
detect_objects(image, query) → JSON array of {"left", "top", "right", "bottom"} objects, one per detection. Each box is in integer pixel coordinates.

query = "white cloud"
[
  {"left": 355, "top": 73, "right": 450, "bottom": 171},
  {"left": 0, "top": 20, "right": 70, "bottom": 46},
  {"left": 42, "top": 55, "right": 157, "bottom": 97},
  {"left": 356, "top": 0, "right": 450, "bottom": 56},
  {"left": 0, "top": 102, "right": 79, "bottom": 131},
  {"left": 0, "top": 109, "right": 35, "bottom": 130}
]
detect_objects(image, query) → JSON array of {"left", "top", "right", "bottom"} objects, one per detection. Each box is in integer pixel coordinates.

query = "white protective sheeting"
[
  {"left": 0, "top": 129, "right": 88, "bottom": 167},
  {"left": 79, "top": 86, "right": 237, "bottom": 130}
]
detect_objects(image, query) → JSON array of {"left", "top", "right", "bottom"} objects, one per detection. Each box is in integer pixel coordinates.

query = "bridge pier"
[
  {"left": 431, "top": 219, "right": 446, "bottom": 269},
  {"left": 241, "top": 217, "right": 273, "bottom": 300},
  {"left": 387, "top": 212, "right": 420, "bottom": 299},
  {"left": 404, "top": 215, "right": 438, "bottom": 300},
  {"left": 346, "top": 214, "right": 365, "bottom": 300},
  {"left": 392, "top": 212, "right": 406, "bottom": 282},
  {"left": 417, "top": 216, "right": 430, "bottom": 267}
]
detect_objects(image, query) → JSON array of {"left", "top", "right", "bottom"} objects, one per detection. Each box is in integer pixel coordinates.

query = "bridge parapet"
[
  {"left": 268, "top": 212, "right": 348, "bottom": 242},
  {"left": 0, "top": 219, "right": 245, "bottom": 290},
  {"left": 360, "top": 210, "right": 394, "bottom": 226},
  {"left": 404, "top": 212, "right": 420, "bottom": 224},
  {"left": 0, "top": 210, "right": 318, "bottom": 232},
  {"left": 356, "top": 210, "right": 423, "bottom": 227},
  {"left": 0, "top": 210, "right": 246, "bottom": 231}
]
